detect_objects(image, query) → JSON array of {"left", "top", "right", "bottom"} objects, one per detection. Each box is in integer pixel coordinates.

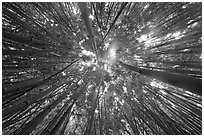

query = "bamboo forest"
[{"left": 2, "top": 2, "right": 202, "bottom": 135}]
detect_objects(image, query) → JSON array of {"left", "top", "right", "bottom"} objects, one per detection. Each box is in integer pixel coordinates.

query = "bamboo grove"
[{"left": 2, "top": 2, "right": 202, "bottom": 135}]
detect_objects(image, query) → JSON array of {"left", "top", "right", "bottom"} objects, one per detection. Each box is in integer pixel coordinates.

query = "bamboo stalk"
[{"left": 119, "top": 61, "right": 202, "bottom": 95}]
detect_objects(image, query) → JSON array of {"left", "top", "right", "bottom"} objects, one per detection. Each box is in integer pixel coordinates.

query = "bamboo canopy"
[{"left": 2, "top": 2, "right": 202, "bottom": 135}]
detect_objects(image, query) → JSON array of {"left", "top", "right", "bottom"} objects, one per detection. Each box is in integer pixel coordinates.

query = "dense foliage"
[{"left": 2, "top": 2, "right": 202, "bottom": 135}]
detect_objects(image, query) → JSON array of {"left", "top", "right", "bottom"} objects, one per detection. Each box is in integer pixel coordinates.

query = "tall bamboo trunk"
[{"left": 119, "top": 61, "right": 202, "bottom": 96}]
